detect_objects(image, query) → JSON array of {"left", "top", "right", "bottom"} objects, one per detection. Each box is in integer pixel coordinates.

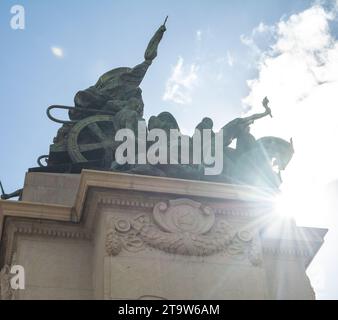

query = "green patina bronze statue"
[
  {"left": 42, "top": 18, "right": 168, "bottom": 169},
  {"left": 70, "top": 18, "right": 167, "bottom": 121},
  {"left": 23, "top": 17, "right": 294, "bottom": 192}
]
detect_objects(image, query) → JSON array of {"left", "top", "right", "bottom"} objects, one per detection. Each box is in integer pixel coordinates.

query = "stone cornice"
[
  {"left": 96, "top": 194, "right": 272, "bottom": 218},
  {"left": 261, "top": 227, "right": 328, "bottom": 267},
  {"left": 0, "top": 170, "right": 326, "bottom": 268},
  {"left": 0, "top": 219, "right": 91, "bottom": 266},
  {"left": 74, "top": 170, "right": 273, "bottom": 210},
  {"left": 0, "top": 171, "right": 274, "bottom": 230},
  {"left": 73, "top": 170, "right": 275, "bottom": 221},
  {"left": 0, "top": 201, "right": 73, "bottom": 239}
]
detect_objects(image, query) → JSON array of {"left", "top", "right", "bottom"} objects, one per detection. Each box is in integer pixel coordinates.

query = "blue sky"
[
  {"left": 1, "top": 0, "right": 338, "bottom": 299},
  {"left": 0, "top": 0, "right": 314, "bottom": 189}
]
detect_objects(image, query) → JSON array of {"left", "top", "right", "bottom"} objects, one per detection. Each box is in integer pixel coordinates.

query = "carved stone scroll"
[{"left": 105, "top": 199, "right": 261, "bottom": 265}]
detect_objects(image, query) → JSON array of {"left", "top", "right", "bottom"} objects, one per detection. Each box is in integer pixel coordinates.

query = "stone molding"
[
  {"left": 10, "top": 222, "right": 91, "bottom": 240},
  {"left": 0, "top": 201, "right": 73, "bottom": 240},
  {"left": 0, "top": 219, "right": 92, "bottom": 267},
  {"left": 74, "top": 170, "right": 275, "bottom": 220},
  {"left": 0, "top": 170, "right": 327, "bottom": 269},
  {"left": 0, "top": 170, "right": 273, "bottom": 240},
  {"left": 262, "top": 246, "right": 311, "bottom": 257},
  {"left": 97, "top": 194, "right": 271, "bottom": 219}
]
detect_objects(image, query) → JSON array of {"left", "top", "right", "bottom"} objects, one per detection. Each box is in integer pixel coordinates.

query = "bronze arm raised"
[
  {"left": 121, "top": 17, "right": 168, "bottom": 88},
  {"left": 241, "top": 97, "right": 272, "bottom": 125}
]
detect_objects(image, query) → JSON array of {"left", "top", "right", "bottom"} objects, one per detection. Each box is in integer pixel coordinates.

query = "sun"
[
  {"left": 273, "top": 182, "right": 329, "bottom": 226},
  {"left": 274, "top": 192, "right": 296, "bottom": 219}
]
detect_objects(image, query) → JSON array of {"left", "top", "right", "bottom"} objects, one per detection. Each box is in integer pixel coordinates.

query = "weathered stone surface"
[
  {"left": 0, "top": 171, "right": 327, "bottom": 300},
  {"left": 21, "top": 172, "right": 80, "bottom": 206}
]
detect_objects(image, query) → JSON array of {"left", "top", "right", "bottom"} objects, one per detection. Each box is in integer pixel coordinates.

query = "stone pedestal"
[{"left": 0, "top": 170, "right": 327, "bottom": 300}]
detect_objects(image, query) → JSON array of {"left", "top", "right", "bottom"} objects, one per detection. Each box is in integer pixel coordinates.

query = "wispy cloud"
[
  {"left": 226, "top": 51, "right": 235, "bottom": 67},
  {"left": 51, "top": 46, "right": 64, "bottom": 58},
  {"left": 240, "top": 21, "right": 276, "bottom": 65},
  {"left": 196, "top": 30, "right": 202, "bottom": 41},
  {"left": 163, "top": 56, "right": 199, "bottom": 105},
  {"left": 253, "top": 22, "right": 275, "bottom": 36}
]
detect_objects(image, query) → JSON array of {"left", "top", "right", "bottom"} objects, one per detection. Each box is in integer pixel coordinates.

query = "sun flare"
[{"left": 274, "top": 182, "right": 330, "bottom": 227}]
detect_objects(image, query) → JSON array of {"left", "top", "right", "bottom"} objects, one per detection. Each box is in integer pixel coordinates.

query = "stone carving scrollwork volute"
[{"left": 105, "top": 198, "right": 262, "bottom": 265}]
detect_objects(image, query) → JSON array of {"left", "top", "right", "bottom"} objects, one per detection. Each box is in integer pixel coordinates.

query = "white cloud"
[
  {"left": 226, "top": 51, "right": 235, "bottom": 67},
  {"left": 240, "top": 34, "right": 260, "bottom": 53},
  {"left": 253, "top": 22, "right": 275, "bottom": 35},
  {"left": 242, "top": 4, "right": 338, "bottom": 299},
  {"left": 51, "top": 46, "right": 64, "bottom": 58},
  {"left": 163, "top": 56, "right": 199, "bottom": 105},
  {"left": 274, "top": 6, "right": 333, "bottom": 53},
  {"left": 243, "top": 4, "right": 338, "bottom": 218},
  {"left": 240, "top": 21, "right": 276, "bottom": 66}
]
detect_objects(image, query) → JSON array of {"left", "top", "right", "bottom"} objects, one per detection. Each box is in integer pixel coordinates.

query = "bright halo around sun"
[
  {"left": 274, "top": 192, "right": 296, "bottom": 219},
  {"left": 274, "top": 183, "right": 330, "bottom": 226}
]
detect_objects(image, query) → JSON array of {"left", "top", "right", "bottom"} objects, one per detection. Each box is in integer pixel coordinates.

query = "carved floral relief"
[{"left": 105, "top": 199, "right": 262, "bottom": 266}]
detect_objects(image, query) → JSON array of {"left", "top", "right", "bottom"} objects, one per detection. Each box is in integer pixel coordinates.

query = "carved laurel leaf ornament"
[{"left": 105, "top": 199, "right": 261, "bottom": 265}]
